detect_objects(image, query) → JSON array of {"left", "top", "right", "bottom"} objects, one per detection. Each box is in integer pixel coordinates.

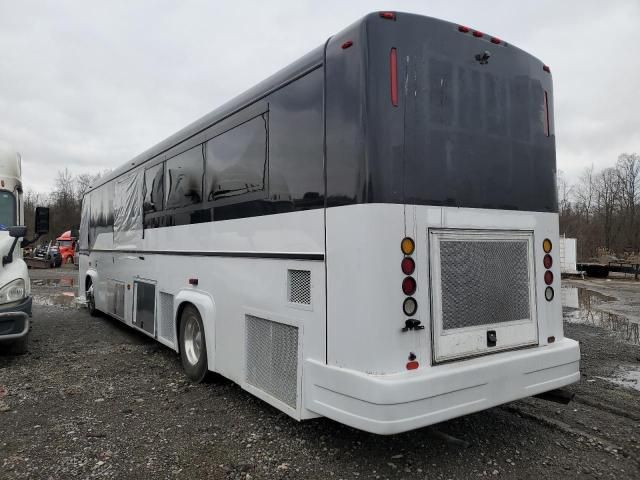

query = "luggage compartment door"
[{"left": 133, "top": 281, "right": 156, "bottom": 336}]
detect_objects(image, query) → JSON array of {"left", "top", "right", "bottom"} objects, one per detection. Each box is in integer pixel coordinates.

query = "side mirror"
[
  {"left": 9, "top": 226, "right": 27, "bottom": 238},
  {"left": 35, "top": 207, "right": 50, "bottom": 235}
]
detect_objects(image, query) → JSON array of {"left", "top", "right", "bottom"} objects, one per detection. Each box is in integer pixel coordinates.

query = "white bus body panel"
[
  {"left": 79, "top": 208, "right": 326, "bottom": 420},
  {"left": 306, "top": 204, "right": 579, "bottom": 434}
]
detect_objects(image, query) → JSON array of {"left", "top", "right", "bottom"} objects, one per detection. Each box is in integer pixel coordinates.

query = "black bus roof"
[{"left": 87, "top": 11, "right": 548, "bottom": 194}]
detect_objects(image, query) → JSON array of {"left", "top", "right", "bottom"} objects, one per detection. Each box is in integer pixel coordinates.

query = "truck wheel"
[
  {"left": 179, "top": 305, "right": 208, "bottom": 382},
  {"left": 86, "top": 282, "right": 98, "bottom": 317}
]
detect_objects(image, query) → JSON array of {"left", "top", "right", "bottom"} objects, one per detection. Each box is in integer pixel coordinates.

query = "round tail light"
[
  {"left": 402, "top": 276, "right": 417, "bottom": 295},
  {"left": 543, "top": 238, "right": 552, "bottom": 253},
  {"left": 406, "top": 361, "right": 419, "bottom": 370},
  {"left": 545, "top": 286, "right": 554, "bottom": 301},
  {"left": 543, "top": 254, "right": 553, "bottom": 269},
  {"left": 403, "top": 297, "right": 418, "bottom": 316},
  {"left": 401, "top": 257, "right": 415, "bottom": 275},
  {"left": 544, "top": 270, "right": 554, "bottom": 285},
  {"left": 401, "top": 237, "right": 415, "bottom": 255}
]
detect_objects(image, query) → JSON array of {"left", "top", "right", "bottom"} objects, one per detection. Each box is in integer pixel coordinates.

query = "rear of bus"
[{"left": 304, "top": 12, "right": 580, "bottom": 434}]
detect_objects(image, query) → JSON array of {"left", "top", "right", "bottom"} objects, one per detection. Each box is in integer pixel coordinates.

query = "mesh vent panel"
[
  {"left": 246, "top": 316, "right": 298, "bottom": 408},
  {"left": 440, "top": 240, "right": 530, "bottom": 330},
  {"left": 158, "top": 292, "right": 175, "bottom": 344},
  {"left": 288, "top": 269, "right": 311, "bottom": 305}
]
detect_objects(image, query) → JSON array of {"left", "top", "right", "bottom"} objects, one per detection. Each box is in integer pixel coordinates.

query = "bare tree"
[{"left": 616, "top": 153, "right": 640, "bottom": 251}]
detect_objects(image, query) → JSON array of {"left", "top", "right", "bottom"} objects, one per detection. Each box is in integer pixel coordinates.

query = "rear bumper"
[
  {"left": 304, "top": 338, "right": 580, "bottom": 434},
  {"left": 0, "top": 296, "right": 33, "bottom": 341}
]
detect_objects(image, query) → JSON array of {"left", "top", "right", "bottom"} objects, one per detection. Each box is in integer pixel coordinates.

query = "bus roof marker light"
[
  {"left": 379, "top": 12, "right": 396, "bottom": 20},
  {"left": 341, "top": 40, "right": 353, "bottom": 50},
  {"left": 490, "top": 37, "right": 501, "bottom": 44},
  {"left": 543, "top": 65, "right": 551, "bottom": 73},
  {"left": 472, "top": 31, "right": 483, "bottom": 38},
  {"left": 188, "top": 278, "right": 199, "bottom": 286},
  {"left": 401, "top": 237, "right": 415, "bottom": 255},
  {"left": 390, "top": 48, "right": 398, "bottom": 107},
  {"left": 458, "top": 25, "right": 470, "bottom": 33}
]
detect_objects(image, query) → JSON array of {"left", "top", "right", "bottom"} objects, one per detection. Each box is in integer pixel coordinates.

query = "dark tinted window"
[
  {"left": 166, "top": 146, "right": 204, "bottom": 209},
  {"left": 268, "top": 69, "right": 324, "bottom": 212},
  {"left": 0, "top": 191, "right": 16, "bottom": 227},
  {"left": 89, "top": 183, "right": 114, "bottom": 244},
  {"left": 144, "top": 163, "right": 164, "bottom": 212},
  {"left": 205, "top": 114, "right": 267, "bottom": 202}
]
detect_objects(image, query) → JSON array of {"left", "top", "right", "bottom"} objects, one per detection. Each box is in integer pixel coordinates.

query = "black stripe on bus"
[{"left": 82, "top": 249, "right": 324, "bottom": 261}]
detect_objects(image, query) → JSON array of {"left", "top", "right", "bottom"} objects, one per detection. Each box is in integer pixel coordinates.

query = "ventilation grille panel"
[
  {"left": 288, "top": 269, "right": 311, "bottom": 305},
  {"left": 245, "top": 315, "right": 298, "bottom": 409},
  {"left": 158, "top": 292, "right": 175, "bottom": 345},
  {"left": 440, "top": 239, "right": 531, "bottom": 330}
]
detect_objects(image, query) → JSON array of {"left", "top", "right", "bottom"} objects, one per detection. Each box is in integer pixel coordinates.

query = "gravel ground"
[{"left": 0, "top": 269, "right": 639, "bottom": 479}]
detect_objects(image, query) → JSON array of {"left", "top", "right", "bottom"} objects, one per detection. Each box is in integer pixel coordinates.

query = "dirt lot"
[{"left": 1, "top": 269, "right": 639, "bottom": 479}]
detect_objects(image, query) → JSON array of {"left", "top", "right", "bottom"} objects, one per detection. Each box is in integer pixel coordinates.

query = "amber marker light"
[
  {"left": 401, "top": 237, "right": 415, "bottom": 255},
  {"left": 543, "top": 238, "right": 552, "bottom": 253}
]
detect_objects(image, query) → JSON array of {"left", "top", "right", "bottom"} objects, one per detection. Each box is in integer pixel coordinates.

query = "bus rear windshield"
[{"left": 384, "top": 19, "right": 558, "bottom": 212}]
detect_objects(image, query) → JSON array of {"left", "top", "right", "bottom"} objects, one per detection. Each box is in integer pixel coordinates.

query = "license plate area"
[{"left": 429, "top": 229, "right": 538, "bottom": 363}]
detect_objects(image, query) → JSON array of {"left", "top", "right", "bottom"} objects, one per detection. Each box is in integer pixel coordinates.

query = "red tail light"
[
  {"left": 406, "top": 361, "right": 419, "bottom": 370},
  {"left": 390, "top": 48, "right": 398, "bottom": 107},
  {"left": 402, "top": 277, "right": 417, "bottom": 295},
  {"left": 543, "top": 91, "right": 550, "bottom": 136},
  {"left": 544, "top": 271, "right": 554, "bottom": 285},
  {"left": 401, "top": 257, "right": 415, "bottom": 275},
  {"left": 543, "top": 254, "right": 553, "bottom": 269}
]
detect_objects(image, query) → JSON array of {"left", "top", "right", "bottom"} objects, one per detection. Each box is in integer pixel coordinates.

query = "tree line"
[
  {"left": 24, "top": 169, "right": 106, "bottom": 244},
  {"left": 559, "top": 153, "right": 640, "bottom": 261}
]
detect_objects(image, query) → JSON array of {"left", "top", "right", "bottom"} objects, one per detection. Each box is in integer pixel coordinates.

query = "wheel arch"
[{"left": 173, "top": 290, "right": 216, "bottom": 372}]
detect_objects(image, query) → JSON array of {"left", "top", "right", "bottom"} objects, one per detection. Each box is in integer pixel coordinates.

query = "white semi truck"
[{"left": 0, "top": 144, "right": 49, "bottom": 354}]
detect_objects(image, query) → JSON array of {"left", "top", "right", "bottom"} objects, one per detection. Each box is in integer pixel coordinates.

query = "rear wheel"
[
  {"left": 86, "top": 281, "right": 98, "bottom": 316},
  {"left": 179, "top": 305, "right": 208, "bottom": 382}
]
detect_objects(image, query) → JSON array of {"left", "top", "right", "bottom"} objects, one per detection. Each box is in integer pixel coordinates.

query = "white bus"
[{"left": 78, "top": 12, "right": 580, "bottom": 434}]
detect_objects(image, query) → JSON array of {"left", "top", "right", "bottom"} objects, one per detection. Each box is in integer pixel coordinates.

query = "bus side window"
[
  {"left": 205, "top": 114, "right": 268, "bottom": 203},
  {"left": 144, "top": 163, "right": 164, "bottom": 213},
  {"left": 165, "top": 146, "right": 204, "bottom": 209}
]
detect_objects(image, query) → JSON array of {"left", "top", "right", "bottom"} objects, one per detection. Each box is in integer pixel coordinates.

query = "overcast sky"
[{"left": 1, "top": 0, "right": 638, "bottom": 192}]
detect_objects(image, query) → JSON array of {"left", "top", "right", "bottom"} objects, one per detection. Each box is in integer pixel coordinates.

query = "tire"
[
  {"left": 179, "top": 305, "right": 208, "bottom": 382},
  {"left": 86, "top": 281, "right": 99, "bottom": 317}
]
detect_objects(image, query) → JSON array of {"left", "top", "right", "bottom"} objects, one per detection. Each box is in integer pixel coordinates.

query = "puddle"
[
  {"left": 32, "top": 293, "right": 77, "bottom": 307},
  {"left": 562, "top": 286, "right": 640, "bottom": 345},
  {"left": 598, "top": 365, "right": 640, "bottom": 392},
  {"left": 31, "top": 277, "right": 75, "bottom": 288}
]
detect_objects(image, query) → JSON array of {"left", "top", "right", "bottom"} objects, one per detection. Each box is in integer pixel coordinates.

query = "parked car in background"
[{"left": 33, "top": 242, "right": 62, "bottom": 268}]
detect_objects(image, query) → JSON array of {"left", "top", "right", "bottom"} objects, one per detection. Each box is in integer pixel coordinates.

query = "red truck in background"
[{"left": 55, "top": 230, "right": 76, "bottom": 264}]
